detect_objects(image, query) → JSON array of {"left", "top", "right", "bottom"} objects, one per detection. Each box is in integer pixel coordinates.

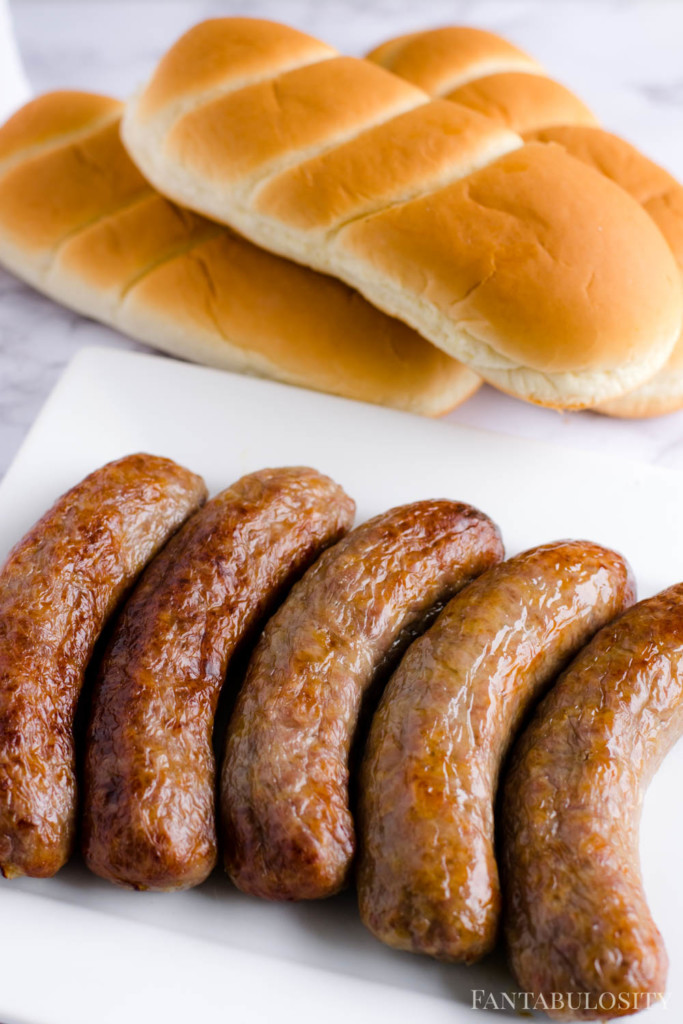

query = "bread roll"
[
  {"left": 531, "top": 125, "right": 683, "bottom": 417},
  {"left": 367, "top": 27, "right": 595, "bottom": 133},
  {"left": 121, "top": 18, "right": 682, "bottom": 410},
  {"left": 446, "top": 73, "right": 596, "bottom": 133},
  {"left": 366, "top": 25, "right": 543, "bottom": 95},
  {"left": 0, "top": 91, "right": 479, "bottom": 417},
  {"left": 369, "top": 26, "right": 683, "bottom": 416}
]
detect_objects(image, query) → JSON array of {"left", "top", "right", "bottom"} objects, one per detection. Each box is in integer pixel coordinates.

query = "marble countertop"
[{"left": 3, "top": 0, "right": 683, "bottom": 477}]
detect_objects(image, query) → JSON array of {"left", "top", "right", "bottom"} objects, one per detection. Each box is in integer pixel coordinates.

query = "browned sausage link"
[
  {"left": 222, "top": 500, "right": 504, "bottom": 901},
  {"left": 0, "top": 454, "right": 207, "bottom": 879},
  {"left": 82, "top": 467, "right": 354, "bottom": 892},
  {"left": 357, "top": 541, "right": 636, "bottom": 965},
  {"left": 501, "top": 584, "right": 683, "bottom": 1020}
]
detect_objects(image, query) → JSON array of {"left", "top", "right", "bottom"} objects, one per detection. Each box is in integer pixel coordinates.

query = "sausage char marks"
[
  {"left": 82, "top": 466, "right": 354, "bottom": 891},
  {"left": 357, "top": 540, "right": 636, "bottom": 963},
  {"left": 222, "top": 499, "right": 503, "bottom": 901},
  {"left": 502, "top": 582, "right": 683, "bottom": 1019},
  {"left": 0, "top": 453, "right": 207, "bottom": 879}
]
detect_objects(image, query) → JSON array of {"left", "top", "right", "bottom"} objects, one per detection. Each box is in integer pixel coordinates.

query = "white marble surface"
[
  {"left": 3, "top": 0, "right": 683, "bottom": 477},
  {"left": 0, "top": 0, "right": 29, "bottom": 119}
]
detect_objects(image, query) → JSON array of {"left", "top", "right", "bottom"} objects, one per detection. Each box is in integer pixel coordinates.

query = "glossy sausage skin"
[
  {"left": 502, "top": 583, "right": 683, "bottom": 1020},
  {"left": 222, "top": 500, "right": 503, "bottom": 901},
  {"left": 0, "top": 454, "right": 207, "bottom": 879},
  {"left": 82, "top": 466, "right": 354, "bottom": 891},
  {"left": 357, "top": 541, "right": 636, "bottom": 964}
]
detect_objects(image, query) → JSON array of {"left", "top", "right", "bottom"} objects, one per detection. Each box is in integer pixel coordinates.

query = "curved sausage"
[
  {"left": 222, "top": 500, "right": 504, "bottom": 901},
  {"left": 502, "top": 583, "right": 683, "bottom": 1020},
  {"left": 0, "top": 453, "right": 207, "bottom": 879},
  {"left": 357, "top": 541, "right": 636, "bottom": 964},
  {"left": 82, "top": 466, "right": 354, "bottom": 891}
]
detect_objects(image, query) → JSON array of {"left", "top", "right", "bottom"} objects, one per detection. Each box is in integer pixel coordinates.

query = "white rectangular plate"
[{"left": 0, "top": 347, "right": 680, "bottom": 1024}]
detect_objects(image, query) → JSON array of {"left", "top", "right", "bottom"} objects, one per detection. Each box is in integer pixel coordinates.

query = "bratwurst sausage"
[
  {"left": 502, "top": 583, "right": 683, "bottom": 1020},
  {"left": 82, "top": 466, "right": 354, "bottom": 891},
  {"left": 0, "top": 453, "right": 207, "bottom": 879},
  {"left": 357, "top": 541, "right": 635, "bottom": 964},
  {"left": 222, "top": 500, "right": 503, "bottom": 901}
]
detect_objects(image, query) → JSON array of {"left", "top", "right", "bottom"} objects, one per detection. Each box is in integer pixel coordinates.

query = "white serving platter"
[{"left": 0, "top": 346, "right": 681, "bottom": 1024}]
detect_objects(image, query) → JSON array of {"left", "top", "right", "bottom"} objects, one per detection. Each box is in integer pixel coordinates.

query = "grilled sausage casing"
[
  {"left": 502, "top": 583, "right": 683, "bottom": 1020},
  {"left": 222, "top": 500, "right": 503, "bottom": 901},
  {"left": 0, "top": 453, "right": 207, "bottom": 879},
  {"left": 357, "top": 541, "right": 636, "bottom": 963},
  {"left": 83, "top": 466, "right": 354, "bottom": 891}
]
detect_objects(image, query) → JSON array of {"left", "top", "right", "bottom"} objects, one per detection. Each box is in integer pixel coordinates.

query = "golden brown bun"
[
  {"left": 121, "top": 232, "right": 481, "bottom": 414},
  {"left": 528, "top": 125, "right": 683, "bottom": 279},
  {"left": 366, "top": 26, "right": 541, "bottom": 95},
  {"left": 122, "top": 18, "right": 682, "bottom": 409},
  {"left": 253, "top": 99, "right": 520, "bottom": 236},
  {"left": 137, "top": 18, "right": 336, "bottom": 120},
  {"left": 335, "top": 142, "right": 680, "bottom": 407},
  {"left": 0, "top": 90, "right": 121, "bottom": 174},
  {"left": 370, "top": 25, "right": 683, "bottom": 416},
  {"left": 367, "top": 26, "right": 594, "bottom": 132},
  {"left": 167, "top": 56, "right": 424, "bottom": 191},
  {"left": 446, "top": 72, "right": 596, "bottom": 133},
  {"left": 0, "top": 91, "right": 478, "bottom": 417},
  {"left": 0, "top": 116, "right": 148, "bottom": 271},
  {"left": 530, "top": 124, "right": 683, "bottom": 416}
]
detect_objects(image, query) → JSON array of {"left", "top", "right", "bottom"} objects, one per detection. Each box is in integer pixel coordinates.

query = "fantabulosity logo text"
[{"left": 471, "top": 989, "right": 666, "bottom": 1014}]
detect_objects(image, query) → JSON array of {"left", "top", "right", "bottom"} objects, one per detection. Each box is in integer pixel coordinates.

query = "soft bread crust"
[
  {"left": 0, "top": 91, "right": 478, "bottom": 417},
  {"left": 366, "top": 26, "right": 542, "bottom": 95},
  {"left": 335, "top": 142, "right": 680, "bottom": 407},
  {"left": 0, "top": 118, "right": 149, "bottom": 272},
  {"left": 0, "top": 90, "right": 121, "bottom": 174},
  {"left": 136, "top": 18, "right": 336, "bottom": 119},
  {"left": 252, "top": 100, "right": 521, "bottom": 235},
  {"left": 367, "top": 27, "right": 595, "bottom": 133},
  {"left": 529, "top": 125, "right": 683, "bottom": 297},
  {"left": 167, "top": 57, "right": 425, "bottom": 192},
  {"left": 122, "top": 17, "right": 682, "bottom": 409},
  {"left": 368, "top": 24, "right": 683, "bottom": 415},
  {"left": 372, "top": 26, "right": 683, "bottom": 416},
  {"left": 597, "top": 368, "right": 683, "bottom": 418},
  {"left": 446, "top": 72, "right": 597, "bottom": 133},
  {"left": 530, "top": 124, "right": 683, "bottom": 416},
  {"left": 120, "top": 234, "right": 482, "bottom": 414}
]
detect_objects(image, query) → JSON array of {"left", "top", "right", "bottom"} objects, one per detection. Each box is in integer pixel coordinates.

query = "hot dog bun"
[
  {"left": 0, "top": 91, "right": 479, "bottom": 417},
  {"left": 368, "top": 26, "right": 683, "bottom": 417},
  {"left": 121, "top": 18, "right": 682, "bottom": 410},
  {"left": 529, "top": 125, "right": 683, "bottom": 418}
]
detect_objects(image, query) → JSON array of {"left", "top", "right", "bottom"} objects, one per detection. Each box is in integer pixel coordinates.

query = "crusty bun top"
[{"left": 121, "top": 18, "right": 683, "bottom": 409}]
